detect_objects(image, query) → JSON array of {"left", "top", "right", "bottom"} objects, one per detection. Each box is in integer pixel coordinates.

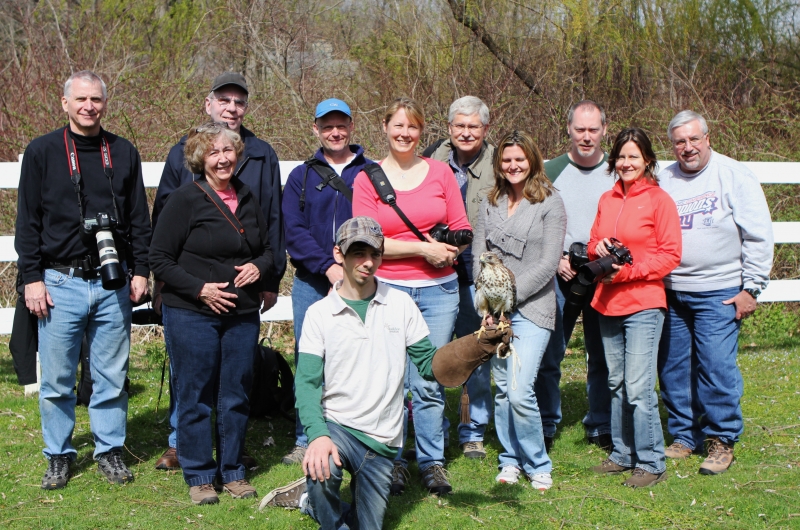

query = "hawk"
[
  {"left": 474, "top": 251, "right": 517, "bottom": 323},
  {"left": 474, "top": 252, "right": 517, "bottom": 361}
]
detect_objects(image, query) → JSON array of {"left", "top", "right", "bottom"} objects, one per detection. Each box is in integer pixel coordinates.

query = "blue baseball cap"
[{"left": 315, "top": 98, "right": 352, "bottom": 119}]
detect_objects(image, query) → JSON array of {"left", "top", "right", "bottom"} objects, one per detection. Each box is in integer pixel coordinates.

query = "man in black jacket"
[
  {"left": 152, "top": 72, "right": 286, "bottom": 470},
  {"left": 16, "top": 70, "right": 152, "bottom": 490}
]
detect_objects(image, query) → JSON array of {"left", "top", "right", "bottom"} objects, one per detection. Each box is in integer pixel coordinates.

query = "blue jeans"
[
  {"left": 538, "top": 276, "right": 610, "bottom": 438},
  {"left": 658, "top": 287, "right": 743, "bottom": 448},
  {"left": 600, "top": 308, "right": 666, "bottom": 475},
  {"left": 455, "top": 284, "right": 492, "bottom": 444},
  {"left": 162, "top": 305, "right": 259, "bottom": 486},
  {"left": 302, "top": 423, "right": 393, "bottom": 530},
  {"left": 38, "top": 268, "right": 132, "bottom": 459},
  {"left": 391, "top": 279, "right": 459, "bottom": 472},
  {"left": 492, "top": 311, "right": 552, "bottom": 476},
  {"left": 291, "top": 270, "right": 331, "bottom": 449}
]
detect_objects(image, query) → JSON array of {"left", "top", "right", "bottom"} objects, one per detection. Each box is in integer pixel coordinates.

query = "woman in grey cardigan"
[{"left": 473, "top": 130, "right": 566, "bottom": 490}]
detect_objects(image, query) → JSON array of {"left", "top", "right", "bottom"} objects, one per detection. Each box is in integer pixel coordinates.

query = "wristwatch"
[{"left": 743, "top": 288, "right": 761, "bottom": 299}]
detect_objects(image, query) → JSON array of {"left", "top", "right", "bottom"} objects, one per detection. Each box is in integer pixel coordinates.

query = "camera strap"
[
  {"left": 63, "top": 129, "right": 120, "bottom": 224},
  {"left": 362, "top": 163, "right": 426, "bottom": 242},
  {"left": 193, "top": 179, "right": 247, "bottom": 239}
]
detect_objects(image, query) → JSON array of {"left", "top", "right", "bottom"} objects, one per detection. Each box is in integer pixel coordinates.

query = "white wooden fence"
[{"left": 0, "top": 158, "right": 797, "bottom": 335}]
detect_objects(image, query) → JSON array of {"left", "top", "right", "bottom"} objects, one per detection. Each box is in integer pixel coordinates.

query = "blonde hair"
[
  {"left": 383, "top": 97, "right": 425, "bottom": 129},
  {"left": 184, "top": 122, "right": 244, "bottom": 175},
  {"left": 488, "top": 130, "right": 553, "bottom": 206}
]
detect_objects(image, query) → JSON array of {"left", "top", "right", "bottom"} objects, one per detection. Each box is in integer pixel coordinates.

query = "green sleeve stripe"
[
  {"left": 408, "top": 336, "right": 437, "bottom": 380},
  {"left": 296, "top": 353, "right": 329, "bottom": 442},
  {"left": 544, "top": 153, "right": 570, "bottom": 183}
]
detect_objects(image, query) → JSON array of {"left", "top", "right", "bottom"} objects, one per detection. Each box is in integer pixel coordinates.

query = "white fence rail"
[{"left": 0, "top": 159, "right": 797, "bottom": 334}]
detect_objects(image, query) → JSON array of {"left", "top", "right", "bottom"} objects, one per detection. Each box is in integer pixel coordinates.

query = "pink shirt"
[
  {"left": 352, "top": 158, "right": 471, "bottom": 281},
  {"left": 214, "top": 186, "right": 239, "bottom": 213}
]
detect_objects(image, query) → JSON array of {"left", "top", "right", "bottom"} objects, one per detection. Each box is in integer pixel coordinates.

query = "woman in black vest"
[{"left": 150, "top": 122, "right": 273, "bottom": 505}]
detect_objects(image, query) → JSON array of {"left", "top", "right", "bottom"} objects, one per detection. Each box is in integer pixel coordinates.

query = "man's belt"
[{"left": 44, "top": 255, "right": 101, "bottom": 279}]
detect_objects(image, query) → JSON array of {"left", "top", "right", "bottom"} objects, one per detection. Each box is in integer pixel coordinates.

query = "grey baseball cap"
[
  {"left": 336, "top": 216, "right": 384, "bottom": 255},
  {"left": 210, "top": 72, "right": 248, "bottom": 94}
]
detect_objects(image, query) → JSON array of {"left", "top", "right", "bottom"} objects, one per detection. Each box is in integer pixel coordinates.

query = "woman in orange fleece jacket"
[{"left": 586, "top": 127, "right": 681, "bottom": 488}]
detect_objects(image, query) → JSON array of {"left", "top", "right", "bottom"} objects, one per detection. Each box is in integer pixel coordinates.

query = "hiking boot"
[
  {"left": 281, "top": 445, "right": 306, "bottom": 465},
  {"left": 623, "top": 468, "right": 667, "bottom": 488},
  {"left": 529, "top": 472, "right": 553, "bottom": 491},
  {"left": 390, "top": 462, "right": 410, "bottom": 496},
  {"left": 97, "top": 450, "right": 134, "bottom": 485},
  {"left": 495, "top": 465, "right": 521, "bottom": 484},
  {"left": 155, "top": 447, "right": 180, "bottom": 470},
  {"left": 588, "top": 433, "right": 613, "bottom": 452},
  {"left": 258, "top": 477, "right": 306, "bottom": 510},
  {"left": 461, "top": 441, "right": 486, "bottom": 459},
  {"left": 700, "top": 438, "right": 734, "bottom": 475},
  {"left": 665, "top": 442, "right": 693, "bottom": 459},
  {"left": 190, "top": 483, "right": 219, "bottom": 505},
  {"left": 420, "top": 464, "right": 452, "bottom": 496},
  {"left": 42, "top": 454, "right": 71, "bottom": 490},
  {"left": 544, "top": 436, "right": 554, "bottom": 454},
  {"left": 591, "top": 458, "right": 631, "bottom": 475},
  {"left": 223, "top": 479, "right": 257, "bottom": 499}
]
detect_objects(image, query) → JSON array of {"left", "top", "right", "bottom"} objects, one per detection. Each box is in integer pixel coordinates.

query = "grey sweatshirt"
[
  {"left": 658, "top": 151, "right": 773, "bottom": 292},
  {"left": 472, "top": 192, "right": 566, "bottom": 330},
  {"left": 545, "top": 153, "right": 615, "bottom": 252}
]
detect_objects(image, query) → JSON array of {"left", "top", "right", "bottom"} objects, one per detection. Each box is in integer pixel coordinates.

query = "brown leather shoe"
[
  {"left": 591, "top": 458, "right": 632, "bottom": 475},
  {"left": 699, "top": 438, "right": 734, "bottom": 475},
  {"left": 242, "top": 451, "right": 257, "bottom": 469},
  {"left": 155, "top": 447, "right": 180, "bottom": 470}
]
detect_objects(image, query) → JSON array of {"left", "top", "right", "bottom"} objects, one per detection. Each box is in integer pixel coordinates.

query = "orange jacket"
[{"left": 587, "top": 178, "right": 682, "bottom": 316}]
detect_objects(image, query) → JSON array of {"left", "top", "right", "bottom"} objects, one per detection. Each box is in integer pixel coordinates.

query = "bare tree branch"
[{"left": 445, "top": 0, "right": 542, "bottom": 96}]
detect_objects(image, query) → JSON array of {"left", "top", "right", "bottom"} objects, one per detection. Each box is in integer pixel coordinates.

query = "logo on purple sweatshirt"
[{"left": 675, "top": 192, "right": 718, "bottom": 229}]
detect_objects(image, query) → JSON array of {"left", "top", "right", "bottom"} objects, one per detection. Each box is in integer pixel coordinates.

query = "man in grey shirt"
[
  {"left": 658, "top": 110, "right": 773, "bottom": 475},
  {"left": 538, "top": 100, "right": 614, "bottom": 452}
]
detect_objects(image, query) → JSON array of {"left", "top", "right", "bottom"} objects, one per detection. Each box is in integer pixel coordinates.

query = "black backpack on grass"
[{"left": 249, "top": 338, "right": 295, "bottom": 420}]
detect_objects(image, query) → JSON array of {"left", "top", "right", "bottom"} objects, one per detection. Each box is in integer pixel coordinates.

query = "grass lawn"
[{"left": 0, "top": 324, "right": 798, "bottom": 529}]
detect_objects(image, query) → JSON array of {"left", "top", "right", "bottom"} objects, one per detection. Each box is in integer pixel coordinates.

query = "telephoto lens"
[
  {"left": 429, "top": 223, "right": 474, "bottom": 246},
  {"left": 95, "top": 228, "right": 125, "bottom": 290}
]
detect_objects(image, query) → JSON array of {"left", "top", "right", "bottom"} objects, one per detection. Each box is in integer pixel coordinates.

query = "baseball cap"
[
  {"left": 210, "top": 72, "right": 248, "bottom": 94},
  {"left": 336, "top": 217, "right": 384, "bottom": 255},
  {"left": 315, "top": 98, "right": 352, "bottom": 119}
]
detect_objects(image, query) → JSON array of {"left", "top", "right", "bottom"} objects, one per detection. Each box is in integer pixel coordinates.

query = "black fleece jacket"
[
  {"left": 149, "top": 177, "right": 273, "bottom": 316},
  {"left": 15, "top": 127, "right": 152, "bottom": 283}
]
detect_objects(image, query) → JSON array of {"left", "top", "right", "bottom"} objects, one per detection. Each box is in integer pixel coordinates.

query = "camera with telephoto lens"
[
  {"left": 81, "top": 212, "right": 126, "bottom": 291},
  {"left": 429, "top": 223, "right": 474, "bottom": 246},
  {"left": 578, "top": 237, "right": 633, "bottom": 284}
]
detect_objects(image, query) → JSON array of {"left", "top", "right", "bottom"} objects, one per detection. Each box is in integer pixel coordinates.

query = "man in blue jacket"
[
  {"left": 152, "top": 72, "right": 285, "bottom": 470},
  {"left": 280, "top": 98, "right": 372, "bottom": 465}
]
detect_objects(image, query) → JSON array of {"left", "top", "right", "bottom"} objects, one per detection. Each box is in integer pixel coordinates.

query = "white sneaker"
[
  {"left": 495, "top": 465, "right": 521, "bottom": 484},
  {"left": 529, "top": 472, "right": 553, "bottom": 491}
]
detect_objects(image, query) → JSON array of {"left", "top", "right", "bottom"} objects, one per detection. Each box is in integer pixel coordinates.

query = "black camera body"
[
  {"left": 568, "top": 242, "right": 590, "bottom": 270},
  {"left": 81, "top": 212, "right": 126, "bottom": 291},
  {"left": 429, "top": 223, "right": 474, "bottom": 247},
  {"left": 578, "top": 238, "right": 633, "bottom": 284}
]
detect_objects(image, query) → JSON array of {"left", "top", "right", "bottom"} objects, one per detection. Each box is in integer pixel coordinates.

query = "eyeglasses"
[
  {"left": 450, "top": 123, "right": 485, "bottom": 133},
  {"left": 672, "top": 134, "right": 707, "bottom": 149},
  {"left": 213, "top": 95, "right": 248, "bottom": 109}
]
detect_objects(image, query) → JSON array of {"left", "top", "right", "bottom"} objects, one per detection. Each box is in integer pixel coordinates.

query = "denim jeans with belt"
[
  {"left": 600, "top": 308, "right": 667, "bottom": 475},
  {"left": 163, "top": 304, "right": 259, "bottom": 486},
  {"left": 538, "top": 275, "right": 611, "bottom": 438},
  {"left": 291, "top": 269, "right": 332, "bottom": 449},
  {"left": 390, "top": 278, "right": 459, "bottom": 472},
  {"left": 38, "top": 268, "right": 132, "bottom": 459},
  {"left": 492, "top": 310, "right": 552, "bottom": 476},
  {"left": 455, "top": 284, "right": 492, "bottom": 445},
  {"left": 302, "top": 422, "right": 393, "bottom": 530},
  {"left": 658, "top": 286, "right": 743, "bottom": 448}
]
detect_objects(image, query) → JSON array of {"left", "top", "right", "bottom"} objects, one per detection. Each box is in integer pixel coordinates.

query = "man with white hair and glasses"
[
  {"left": 424, "top": 96, "right": 495, "bottom": 461},
  {"left": 657, "top": 110, "right": 773, "bottom": 475}
]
